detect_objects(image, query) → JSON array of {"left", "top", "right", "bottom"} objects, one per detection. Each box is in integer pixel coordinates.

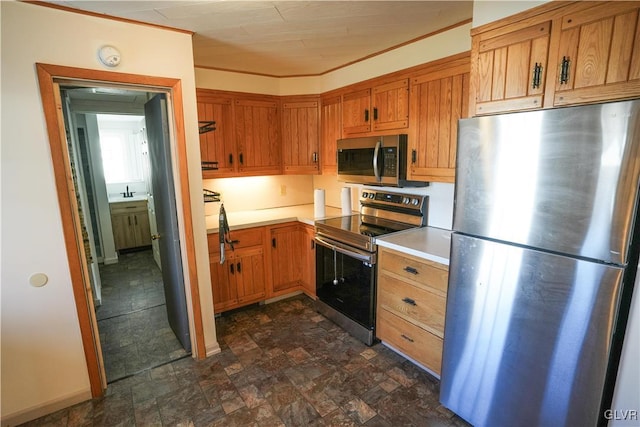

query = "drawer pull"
[
  {"left": 404, "top": 266, "right": 419, "bottom": 275},
  {"left": 402, "top": 297, "right": 417, "bottom": 306},
  {"left": 401, "top": 334, "right": 414, "bottom": 343}
]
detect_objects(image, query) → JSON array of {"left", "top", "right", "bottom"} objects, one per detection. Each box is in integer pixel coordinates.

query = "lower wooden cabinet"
[
  {"left": 207, "top": 222, "right": 316, "bottom": 313},
  {"left": 110, "top": 200, "right": 151, "bottom": 251},
  {"left": 300, "top": 224, "right": 316, "bottom": 298},
  {"left": 267, "top": 222, "right": 316, "bottom": 298},
  {"left": 208, "top": 227, "right": 266, "bottom": 313},
  {"left": 376, "top": 246, "right": 448, "bottom": 375}
]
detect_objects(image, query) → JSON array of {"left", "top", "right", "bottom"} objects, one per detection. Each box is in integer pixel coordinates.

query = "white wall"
[
  {"left": 0, "top": 2, "right": 216, "bottom": 424},
  {"left": 472, "top": 1, "right": 549, "bottom": 28}
]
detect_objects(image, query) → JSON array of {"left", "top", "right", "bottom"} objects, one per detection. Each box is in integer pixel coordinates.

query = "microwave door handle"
[{"left": 373, "top": 139, "right": 382, "bottom": 182}]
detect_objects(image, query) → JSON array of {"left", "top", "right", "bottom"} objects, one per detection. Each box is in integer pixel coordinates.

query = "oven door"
[{"left": 315, "top": 235, "right": 376, "bottom": 329}]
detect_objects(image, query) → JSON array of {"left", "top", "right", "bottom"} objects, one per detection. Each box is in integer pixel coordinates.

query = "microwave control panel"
[{"left": 382, "top": 147, "right": 397, "bottom": 177}]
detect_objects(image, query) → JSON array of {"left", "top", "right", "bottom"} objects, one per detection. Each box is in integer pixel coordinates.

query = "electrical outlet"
[{"left": 280, "top": 184, "right": 287, "bottom": 196}]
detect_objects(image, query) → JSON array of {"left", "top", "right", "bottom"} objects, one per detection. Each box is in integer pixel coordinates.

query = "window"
[{"left": 97, "top": 114, "right": 145, "bottom": 184}]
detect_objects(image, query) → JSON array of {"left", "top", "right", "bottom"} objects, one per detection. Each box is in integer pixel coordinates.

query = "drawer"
[
  {"left": 379, "top": 248, "right": 448, "bottom": 296},
  {"left": 207, "top": 227, "right": 264, "bottom": 254},
  {"left": 378, "top": 273, "right": 446, "bottom": 337},
  {"left": 109, "top": 200, "right": 147, "bottom": 214},
  {"left": 377, "top": 308, "right": 443, "bottom": 375}
]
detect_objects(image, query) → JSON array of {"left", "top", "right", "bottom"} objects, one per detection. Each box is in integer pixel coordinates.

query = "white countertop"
[
  {"left": 206, "top": 204, "right": 344, "bottom": 233},
  {"left": 376, "top": 226, "right": 452, "bottom": 265}
]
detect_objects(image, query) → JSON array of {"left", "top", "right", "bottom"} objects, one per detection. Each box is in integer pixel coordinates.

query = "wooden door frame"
[{"left": 36, "top": 63, "right": 205, "bottom": 398}]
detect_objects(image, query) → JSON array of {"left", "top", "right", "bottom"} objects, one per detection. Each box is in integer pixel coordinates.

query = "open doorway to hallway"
[{"left": 60, "top": 86, "right": 191, "bottom": 383}]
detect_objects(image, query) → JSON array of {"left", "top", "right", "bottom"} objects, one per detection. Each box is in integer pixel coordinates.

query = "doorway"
[
  {"left": 36, "top": 63, "right": 205, "bottom": 397},
  {"left": 61, "top": 91, "right": 191, "bottom": 383}
]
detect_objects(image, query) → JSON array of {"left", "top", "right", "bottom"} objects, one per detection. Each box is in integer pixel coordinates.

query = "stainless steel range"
[{"left": 314, "top": 190, "right": 428, "bottom": 345}]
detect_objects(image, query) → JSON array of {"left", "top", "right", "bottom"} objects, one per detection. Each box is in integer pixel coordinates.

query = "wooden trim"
[
  {"left": 169, "top": 81, "right": 207, "bottom": 360},
  {"left": 36, "top": 64, "right": 104, "bottom": 398},
  {"left": 475, "top": 95, "right": 544, "bottom": 116},
  {"left": 25, "top": 1, "right": 193, "bottom": 35},
  {"left": 35, "top": 63, "right": 207, "bottom": 398}
]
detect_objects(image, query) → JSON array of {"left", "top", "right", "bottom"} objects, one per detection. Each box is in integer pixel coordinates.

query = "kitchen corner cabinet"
[
  {"left": 281, "top": 97, "right": 320, "bottom": 174},
  {"left": 196, "top": 90, "right": 236, "bottom": 177},
  {"left": 470, "top": 1, "right": 640, "bottom": 116},
  {"left": 207, "top": 227, "right": 266, "bottom": 313},
  {"left": 409, "top": 55, "right": 470, "bottom": 183},
  {"left": 110, "top": 200, "right": 151, "bottom": 251},
  {"left": 376, "top": 246, "right": 448, "bottom": 375},
  {"left": 342, "top": 78, "right": 409, "bottom": 136},
  {"left": 235, "top": 97, "right": 282, "bottom": 176}
]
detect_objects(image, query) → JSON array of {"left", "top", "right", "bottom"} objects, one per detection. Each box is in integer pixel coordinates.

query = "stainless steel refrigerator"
[{"left": 440, "top": 100, "right": 640, "bottom": 427}]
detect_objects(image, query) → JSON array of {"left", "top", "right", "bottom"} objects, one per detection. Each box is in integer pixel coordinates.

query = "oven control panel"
[{"left": 361, "top": 190, "right": 425, "bottom": 209}]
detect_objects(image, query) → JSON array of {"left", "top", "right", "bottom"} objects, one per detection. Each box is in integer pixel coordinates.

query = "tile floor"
[
  {"left": 21, "top": 295, "right": 470, "bottom": 426},
  {"left": 96, "top": 249, "right": 190, "bottom": 382}
]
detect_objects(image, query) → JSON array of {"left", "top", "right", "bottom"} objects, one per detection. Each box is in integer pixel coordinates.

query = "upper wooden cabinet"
[
  {"left": 320, "top": 94, "right": 341, "bottom": 175},
  {"left": 281, "top": 96, "right": 320, "bottom": 175},
  {"left": 409, "top": 54, "right": 470, "bottom": 183},
  {"left": 197, "top": 90, "right": 236, "bottom": 177},
  {"left": 471, "top": 21, "right": 551, "bottom": 115},
  {"left": 196, "top": 89, "right": 281, "bottom": 178},
  {"left": 551, "top": 1, "right": 640, "bottom": 106},
  {"left": 342, "top": 78, "right": 409, "bottom": 136},
  {"left": 471, "top": 1, "right": 640, "bottom": 115},
  {"left": 235, "top": 97, "right": 282, "bottom": 176}
]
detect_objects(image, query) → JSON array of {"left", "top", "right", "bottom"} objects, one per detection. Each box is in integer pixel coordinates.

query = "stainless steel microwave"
[{"left": 337, "top": 134, "right": 427, "bottom": 187}]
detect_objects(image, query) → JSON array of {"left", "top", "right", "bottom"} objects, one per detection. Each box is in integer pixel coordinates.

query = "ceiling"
[{"left": 44, "top": 1, "right": 473, "bottom": 77}]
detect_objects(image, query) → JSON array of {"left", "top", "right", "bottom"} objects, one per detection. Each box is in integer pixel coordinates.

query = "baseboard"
[
  {"left": 264, "top": 290, "right": 303, "bottom": 305},
  {"left": 102, "top": 255, "right": 118, "bottom": 265},
  {"left": 206, "top": 342, "right": 221, "bottom": 357},
  {"left": 1, "top": 388, "right": 91, "bottom": 427}
]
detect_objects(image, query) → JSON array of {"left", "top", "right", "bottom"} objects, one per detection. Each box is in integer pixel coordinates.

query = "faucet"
[{"left": 121, "top": 186, "right": 135, "bottom": 198}]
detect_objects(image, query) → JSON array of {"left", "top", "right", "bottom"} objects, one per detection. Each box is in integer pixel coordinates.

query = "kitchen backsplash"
[{"left": 203, "top": 174, "right": 454, "bottom": 230}]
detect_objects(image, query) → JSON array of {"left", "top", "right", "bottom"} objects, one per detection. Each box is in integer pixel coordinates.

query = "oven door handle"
[
  {"left": 315, "top": 235, "right": 375, "bottom": 264},
  {"left": 373, "top": 139, "right": 382, "bottom": 182}
]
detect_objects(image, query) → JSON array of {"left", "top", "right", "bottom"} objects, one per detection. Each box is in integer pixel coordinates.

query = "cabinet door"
[
  {"left": 282, "top": 99, "right": 320, "bottom": 174},
  {"left": 270, "top": 224, "right": 302, "bottom": 294},
  {"left": 320, "top": 95, "right": 342, "bottom": 175},
  {"left": 410, "top": 65, "right": 469, "bottom": 183},
  {"left": 235, "top": 246, "right": 266, "bottom": 305},
  {"left": 111, "top": 213, "right": 135, "bottom": 250},
  {"left": 342, "top": 88, "right": 371, "bottom": 135},
  {"left": 472, "top": 21, "right": 551, "bottom": 115},
  {"left": 235, "top": 98, "right": 282, "bottom": 176},
  {"left": 300, "top": 225, "right": 316, "bottom": 298},
  {"left": 371, "top": 79, "right": 409, "bottom": 131},
  {"left": 133, "top": 212, "right": 151, "bottom": 247},
  {"left": 197, "top": 92, "right": 236, "bottom": 177},
  {"left": 552, "top": 2, "right": 640, "bottom": 106},
  {"left": 209, "top": 251, "right": 238, "bottom": 313}
]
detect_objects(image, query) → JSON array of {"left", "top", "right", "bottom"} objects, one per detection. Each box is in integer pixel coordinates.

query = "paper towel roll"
[
  {"left": 314, "top": 189, "right": 326, "bottom": 218},
  {"left": 341, "top": 187, "right": 352, "bottom": 215}
]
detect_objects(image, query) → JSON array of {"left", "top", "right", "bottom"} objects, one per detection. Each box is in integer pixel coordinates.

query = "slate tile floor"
[
  {"left": 96, "top": 249, "right": 189, "bottom": 382},
  {"left": 22, "top": 294, "right": 470, "bottom": 426}
]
